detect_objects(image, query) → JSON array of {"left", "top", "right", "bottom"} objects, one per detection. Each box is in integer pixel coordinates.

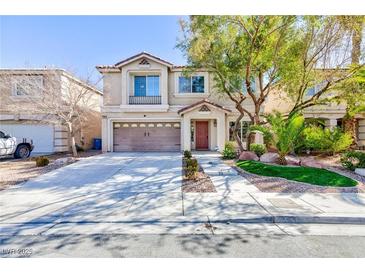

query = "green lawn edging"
[{"left": 236, "top": 160, "right": 357, "bottom": 187}]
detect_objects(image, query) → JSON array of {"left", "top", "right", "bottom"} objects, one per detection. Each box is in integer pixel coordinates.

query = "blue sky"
[{"left": 0, "top": 16, "right": 186, "bottom": 83}]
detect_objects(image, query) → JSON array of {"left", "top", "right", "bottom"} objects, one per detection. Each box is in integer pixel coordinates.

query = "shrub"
[
  {"left": 249, "top": 144, "right": 266, "bottom": 160},
  {"left": 222, "top": 141, "right": 236, "bottom": 159},
  {"left": 35, "top": 156, "right": 49, "bottom": 167},
  {"left": 183, "top": 150, "right": 192, "bottom": 159},
  {"left": 326, "top": 128, "right": 353, "bottom": 155},
  {"left": 76, "top": 144, "right": 85, "bottom": 152},
  {"left": 341, "top": 151, "right": 365, "bottom": 171},
  {"left": 302, "top": 126, "right": 330, "bottom": 152},
  {"left": 185, "top": 158, "right": 198, "bottom": 179},
  {"left": 302, "top": 126, "right": 353, "bottom": 155}
]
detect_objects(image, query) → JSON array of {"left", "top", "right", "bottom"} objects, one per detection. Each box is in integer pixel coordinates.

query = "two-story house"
[
  {"left": 97, "top": 52, "right": 365, "bottom": 153},
  {"left": 0, "top": 68, "right": 103, "bottom": 153}
]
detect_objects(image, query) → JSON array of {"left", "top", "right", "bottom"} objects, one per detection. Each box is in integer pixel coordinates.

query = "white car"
[{"left": 0, "top": 130, "right": 34, "bottom": 159}]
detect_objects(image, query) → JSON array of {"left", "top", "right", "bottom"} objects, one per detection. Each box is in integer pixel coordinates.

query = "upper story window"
[
  {"left": 178, "top": 76, "right": 205, "bottom": 93},
  {"left": 306, "top": 81, "right": 328, "bottom": 96},
  {"left": 134, "top": 75, "right": 160, "bottom": 96},
  {"left": 12, "top": 76, "right": 44, "bottom": 96}
]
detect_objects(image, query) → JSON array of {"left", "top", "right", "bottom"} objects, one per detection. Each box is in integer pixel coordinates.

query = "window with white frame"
[
  {"left": 178, "top": 76, "right": 204, "bottom": 93},
  {"left": 13, "top": 75, "right": 44, "bottom": 96},
  {"left": 134, "top": 75, "right": 160, "bottom": 96},
  {"left": 229, "top": 121, "right": 251, "bottom": 142}
]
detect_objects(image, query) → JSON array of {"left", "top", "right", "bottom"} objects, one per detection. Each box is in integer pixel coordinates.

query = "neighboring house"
[
  {"left": 96, "top": 52, "right": 365, "bottom": 152},
  {"left": 0, "top": 69, "right": 103, "bottom": 154}
]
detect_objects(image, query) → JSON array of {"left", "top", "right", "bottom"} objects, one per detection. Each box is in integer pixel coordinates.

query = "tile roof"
[{"left": 177, "top": 99, "right": 232, "bottom": 114}]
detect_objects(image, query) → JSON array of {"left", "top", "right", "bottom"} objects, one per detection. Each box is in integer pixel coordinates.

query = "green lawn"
[{"left": 236, "top": 160, "right": 357, "bottom": 187}]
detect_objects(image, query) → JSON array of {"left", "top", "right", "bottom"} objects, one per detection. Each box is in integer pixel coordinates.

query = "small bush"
[
  {"left": 222, "top": 141, "right": 236, "bottom": 159},
  {"left": 35, "top": 156, "right": 49, "bottom": 167},
  {"left": 341, "top": 151, "right": 365, "bottom": 171},
  {"left": 76, "top": 144, "right": 85, "bottom": 152},
  {"left": 250, "top": 144, "right": 266, "bottom": 160},
  {"left": 183, "top": 150, "right": 192, "bottom": 159},
  {"left": 302, "top": 126, "right": 330, "bottom": 151},
  {"left": 185, "top": 158, "right": 198, "bottom": 180},
  {"left": 302, "top": 126, "right": 352, "bottom": 155},
  {"left": 327, "top": 128, "right": 353, "bottom": 155}
]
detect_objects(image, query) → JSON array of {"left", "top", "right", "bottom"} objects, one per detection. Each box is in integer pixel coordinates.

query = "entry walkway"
[{"left": 191, "top": 152, "right": 365, "bottom": 224}]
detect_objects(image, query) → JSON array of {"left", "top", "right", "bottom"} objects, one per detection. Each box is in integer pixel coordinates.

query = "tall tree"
[
  {"left": 178, "top": 16, "right": 297, "bottom": 151},
  {"left": 281, "top": 16, "right": 364, "bottom": 116},
  {"left": 336, "top": 16, "right": 365, "bottom": 145}
]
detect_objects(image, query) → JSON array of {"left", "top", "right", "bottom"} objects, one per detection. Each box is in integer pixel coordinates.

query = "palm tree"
[{"left": 260, "top": 112, "right": 305, "bottom": 165}]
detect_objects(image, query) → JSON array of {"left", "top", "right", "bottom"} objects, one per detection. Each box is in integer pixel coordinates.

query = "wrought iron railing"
[{"left": 129, "top": 96, "right": 162, "bottom": 105}]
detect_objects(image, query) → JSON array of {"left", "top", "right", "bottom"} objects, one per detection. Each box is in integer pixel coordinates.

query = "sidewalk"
[{"left": 191, "top": 152, "right": 365, "bottom": 224}]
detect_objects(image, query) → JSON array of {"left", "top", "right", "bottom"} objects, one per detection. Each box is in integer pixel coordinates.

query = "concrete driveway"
[{"left": 0, "top": 152, "right": 184, "bottom": 233}]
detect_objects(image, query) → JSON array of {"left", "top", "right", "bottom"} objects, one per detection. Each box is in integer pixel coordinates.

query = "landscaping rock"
[
  {"left": 300, "top": 157, "right": 324, "bottom": 169},
  {"left": 260, "top": 152, "right": 279, "bottom": 163},
  {"left": 52, "top": 157, "right": 76, "bottom": 166},
  {"left": 355, "top": 168, "right": 365, "bottom": 176},
  {"left": 286, "top": 155, "right": 301, "bottom": 166},
  {"left": 239, "top": 151, "right": 259, "bottom": 161}
]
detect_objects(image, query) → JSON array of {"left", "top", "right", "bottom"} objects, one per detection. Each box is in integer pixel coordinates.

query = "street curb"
[{"left": 213, "top": 215, "right": 365, "bottom": 225}]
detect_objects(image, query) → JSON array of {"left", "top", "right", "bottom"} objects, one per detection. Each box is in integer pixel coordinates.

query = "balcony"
[{"left": 129, "top": 96, "right": 161, "bottom": 105}]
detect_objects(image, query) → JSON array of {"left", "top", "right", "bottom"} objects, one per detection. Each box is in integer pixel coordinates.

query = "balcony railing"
[{"left": 129, "top": 96, "right": 161, "bottom": 105}]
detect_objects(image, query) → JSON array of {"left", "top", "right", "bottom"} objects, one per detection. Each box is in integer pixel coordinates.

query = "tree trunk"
[
  {"left": 277, "top": 153, "right": 287, "bottom": 165},
  {"left": 343, "top": 116, "right": 358, "bottom": 147},
  {"left": 67, "top": 122, "right": 78, "bottom": 157},
  {"left": 233, "top": 114, "right": 245, "bottom": 152},
  {"left": 246, "top": 114, "right": 261, "bottom": 151},
  {"left": 351, "top": 26, "right": 362, "bottom": 65}
]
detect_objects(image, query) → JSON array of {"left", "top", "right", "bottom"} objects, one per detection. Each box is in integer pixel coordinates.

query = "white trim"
[
  {"left": 178, "top": 102, "right": 231, "bottom": 115},
  {"left": 119, "top": 104, "right": 169, "bottom": 112},
  {"left": 115, "top": 53, "right": 173, "bottom": 68},
  {"left": 174, "top": 71, "right": 209, "bottom": 96},
  {"left": 128, "top": 74, "right": 161, "bottom": 97}
]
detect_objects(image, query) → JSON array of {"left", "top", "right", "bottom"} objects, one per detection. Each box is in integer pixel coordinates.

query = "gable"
[{"left": 114, "top": 52, "right": 173, "bottom": 68}]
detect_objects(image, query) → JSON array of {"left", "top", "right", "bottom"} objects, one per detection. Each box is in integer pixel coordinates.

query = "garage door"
[
  {"left": 113, "top": 122, "right": 181, "bottom": 152},
  {"left": 0, "top": 124, "right": 54, "bottom": 153}
]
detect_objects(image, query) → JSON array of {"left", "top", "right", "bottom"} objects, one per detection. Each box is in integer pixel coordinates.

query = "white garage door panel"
[{"left": 0, "top": 124, "right": 54, "bottom": 153}]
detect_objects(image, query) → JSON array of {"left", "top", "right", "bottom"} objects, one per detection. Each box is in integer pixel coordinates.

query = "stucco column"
[
  {"left": 101, "top": 116, "right": 108, "bottom": 152},
  {"left": 183, "top": 114, "right": 191, "bottom": 151},
  {"left": 161, "top": 67, "right": 168, "bottom": 105},
  {"left": 216, "top": 115, "right": 225, "bottom": 152},
  {"left": 325, "top": 118, "right": 338, "bottom": 130},
  {"left": 254, "top": 131, "right": 264, "bottom": 144},
  {"left": 121, "top": 69, "right": 127, "bottom": 106}
]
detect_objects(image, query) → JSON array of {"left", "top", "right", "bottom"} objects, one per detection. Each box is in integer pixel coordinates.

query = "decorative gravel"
[
  {"left": 0, "top": 151, "right": 101, "bottom": 191},
  {"left": 182, "top": 163, "right": 216, "bottom": 193},
  {"left": 225, "top": 159, "right": 365, "bottom": 193}
]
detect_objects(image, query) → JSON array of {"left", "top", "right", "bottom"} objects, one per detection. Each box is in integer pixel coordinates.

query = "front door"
[{"left": 195, "top": 121, "right": 209, "bottom": 150}]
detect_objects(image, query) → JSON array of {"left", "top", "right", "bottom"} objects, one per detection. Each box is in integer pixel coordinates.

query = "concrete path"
[
  {"left": 0, "top": 152, "right": 184, "bottom": 235},
  {"left": 1, "top": 151, "right": 365, "bottom": 236},
  {"left": 192, "top": 152, "right": 365, "bottom": 224}
]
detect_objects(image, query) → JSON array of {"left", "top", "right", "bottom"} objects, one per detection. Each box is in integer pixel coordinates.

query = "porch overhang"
[{"left": 177, "top": 99, "right": 232, "bottom": 115}]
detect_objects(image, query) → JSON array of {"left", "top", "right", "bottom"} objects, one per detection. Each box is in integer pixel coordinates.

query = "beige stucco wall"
[
  {"left": 99, "top": 54, "right": 365, "bottom": 152},
  {"left": 0, "top": 69, "right": 102, "bottom": 152},
  {"left": 102, "top": 72, "right": 122, "bottom": 106}
]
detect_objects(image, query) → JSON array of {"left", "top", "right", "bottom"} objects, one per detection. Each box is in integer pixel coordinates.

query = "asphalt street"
[{"left": 1, "top": 233, "right": 365, "bottom": 258}]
